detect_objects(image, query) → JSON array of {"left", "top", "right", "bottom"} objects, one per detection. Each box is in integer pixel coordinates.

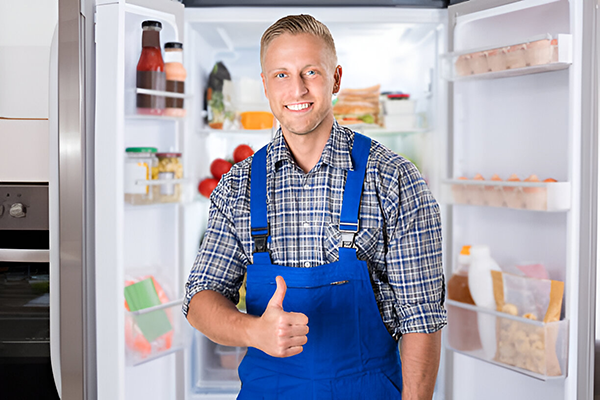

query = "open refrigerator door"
[{"left": 441, "top": 0, "right": 596, "bottom": 399}]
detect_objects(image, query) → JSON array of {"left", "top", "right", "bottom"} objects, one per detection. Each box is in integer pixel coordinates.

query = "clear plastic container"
[
  {"left": 152, "top": 152, "right": 183, "bottom": 203},
  {"left": 215, "top": 345, "right": 247, "bottom": 369},
  {"left": 446, "top": 300, "right": 568, "bottom": 380},
  {"left": 124, "top": 147, "right": 157, "bottom": 205}
]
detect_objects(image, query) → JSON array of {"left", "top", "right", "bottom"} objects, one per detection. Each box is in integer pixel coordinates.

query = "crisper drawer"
[
  {"left": 125, "top": 298, "right": 185, "bottom": 366},
  {"left": 445, "top": 299, "right": 568, "bottom": 380},
  {"left": 191, "top": 331, "right": 245, "bottom": 394}
]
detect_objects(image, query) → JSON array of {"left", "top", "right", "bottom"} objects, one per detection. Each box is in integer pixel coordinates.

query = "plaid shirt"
[{"left": 183, "top": 121, "right": 446, "bottom": 338}]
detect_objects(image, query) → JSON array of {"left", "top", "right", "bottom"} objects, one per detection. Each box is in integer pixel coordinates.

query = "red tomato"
[
  {"left": 198, "top": 178, "right": 218, "bottom": 198},
  {"left": 233, "top": 144, "right": 254, "bottom": 164},
  {"left": 210, "top": 158, "right": 233, "bottom": 180}
]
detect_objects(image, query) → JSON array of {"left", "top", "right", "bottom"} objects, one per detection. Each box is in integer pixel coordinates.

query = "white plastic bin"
[{"left": 446, "top": 299, "right": 568, "bottom": 380}]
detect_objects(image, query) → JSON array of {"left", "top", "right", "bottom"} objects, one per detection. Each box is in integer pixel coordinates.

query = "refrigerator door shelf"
[
  {"left": 125, "top": 298, "right": 185, "bottom": 367},
  {"left": 445, "top": 299, "right": 569, "bottom": 381},
  {"left": 442, "top": 179, "right": 571, "bottom": 212},
  {"left": 442, "top": 34, "right": 572, "bottom": 81},
  {"left": 192, "top": 331, "right": 244, "bottom": 394},
  {"left": 197, "top": 128, "right": 274, "bottom": 136}
]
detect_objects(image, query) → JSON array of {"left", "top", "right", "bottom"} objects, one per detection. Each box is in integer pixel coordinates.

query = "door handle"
[{"left": 0, "top": 249, "right": 50, "bottom": 263}]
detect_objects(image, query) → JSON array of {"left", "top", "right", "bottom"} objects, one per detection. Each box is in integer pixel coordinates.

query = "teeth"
[{"left": 287, "top": 103, "right": 310, "bottom": 111}]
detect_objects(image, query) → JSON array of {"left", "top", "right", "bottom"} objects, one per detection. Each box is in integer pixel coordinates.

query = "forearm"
[
  {"left": 187, "top": 289, "right": 259, "bottom": 348},
  {"left": 400, "top": 330, "right": 442, "bottom": 400}
]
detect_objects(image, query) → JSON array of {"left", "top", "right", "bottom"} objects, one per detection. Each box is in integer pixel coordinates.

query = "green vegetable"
[{"left": 359, "top": 114, "right": 374, "bottom": 124}]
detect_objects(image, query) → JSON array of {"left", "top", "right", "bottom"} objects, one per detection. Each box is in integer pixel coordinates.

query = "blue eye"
[
  {"left": 306, "top": 70, "right": 316, "bottom": 76},
  {"left": 276, "top": 73, "right": 286, "bottom": 78}
]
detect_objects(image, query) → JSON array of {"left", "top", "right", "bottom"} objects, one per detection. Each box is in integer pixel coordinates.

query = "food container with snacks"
[
  {"left": 124, "top": 147, "right": 157, "bottom": 205},
  {"left": 152, "top": 152, "right": 183, "bottom": 203},
  {"left": 215, "top": 345, "right": 247, "bottom": 369}
]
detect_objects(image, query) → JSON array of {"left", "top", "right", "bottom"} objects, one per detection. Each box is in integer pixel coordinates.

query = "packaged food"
[
  {"left": 526, "top": 39, "right": 553, "bottom": 66},
  {"left": 215, "top": 345, "right": 247, "bottom": 369},
  {"left": 124, "top": 147, "right": 157, "bottom": 205},
  {"left": 136, "top": 21, "right": 166, "bottom": 116},
  {"left": 333, "top": 85, "right": 381, "bottom": 125},
  {"left": 447, "top": 245, "right": 482, "bottom": 351},
  {"left": 205, "top": 62, "right": 234, "bottom": 129},
  {"left": 484, "top": 174, "right": 504, "bottom": 207},
  {"left": 124, "top": 275, "right": 174, "bottom": 361},
  {"left": 240, "top": 111, "right": 274, "bottom": 130},
  {"left": 152, "top": 152, "right": 183, "bottom": 203},
  {"left": 164, "top": 42, "right": 186, "bottom": 117},
  {"left": 491, "top": 270, "right": 565, "bottom": 376}
]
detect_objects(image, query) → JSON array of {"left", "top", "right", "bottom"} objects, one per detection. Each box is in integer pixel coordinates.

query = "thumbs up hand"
[{"left": 253, "top": 276, "right": 309, "bottom": 358}]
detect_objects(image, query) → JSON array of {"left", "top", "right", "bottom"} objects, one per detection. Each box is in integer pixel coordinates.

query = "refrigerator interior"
[
  {"left": 444, "top": 0, "right": 577, "bottom": 399},
  {"left": 182, "top": 6, "right": 445, "bottom": 398}
]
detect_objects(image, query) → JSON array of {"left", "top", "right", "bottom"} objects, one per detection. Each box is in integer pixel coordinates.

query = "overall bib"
[{"left": 238, "top": 133, "right": 402, "bottom": 399}]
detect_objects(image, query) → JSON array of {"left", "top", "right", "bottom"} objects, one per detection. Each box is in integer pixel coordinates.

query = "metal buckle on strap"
[
  {"left": 339, "top": 222, "right": 359, "bottom": 249},
  {"left": 251, "top": 225, "right": 270, "bottom": 253}
]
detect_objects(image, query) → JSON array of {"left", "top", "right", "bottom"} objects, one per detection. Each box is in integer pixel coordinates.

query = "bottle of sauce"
[
  {"left": 136, "top": 20, "right": 166, "bottom": 115},
  {"left": 447, "top": 245, "right": 482, "bottom": 351},
  {"left": 164, "top": 42, "right": 186, "bottom": 117}
]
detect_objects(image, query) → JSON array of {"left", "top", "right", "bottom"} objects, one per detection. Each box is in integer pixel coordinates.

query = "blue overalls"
[{"left": 238, "top": 133, "right": 402, "bottom": 399}]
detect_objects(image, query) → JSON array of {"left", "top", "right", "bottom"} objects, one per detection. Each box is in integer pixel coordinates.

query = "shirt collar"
[{"left": 268, "top": 120, "right": 355, "bottom": 172}]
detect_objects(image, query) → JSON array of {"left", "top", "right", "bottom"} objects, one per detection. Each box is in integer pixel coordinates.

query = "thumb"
[{"left": 267, "top": 276, "right": 286, "bottom": 310}]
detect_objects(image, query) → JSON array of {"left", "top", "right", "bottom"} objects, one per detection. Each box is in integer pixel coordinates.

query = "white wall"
[{"left": 0, "top": 0, "right": 57, "bottom": 182}]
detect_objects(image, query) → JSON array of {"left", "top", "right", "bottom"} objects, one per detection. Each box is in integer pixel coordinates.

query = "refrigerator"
[{"left": 51, "top": 0, "right": 598, "bottom": 399}]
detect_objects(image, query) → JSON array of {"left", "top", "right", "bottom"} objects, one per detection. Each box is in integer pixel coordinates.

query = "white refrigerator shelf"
[
  {"left": 442, "top": 179, "right": 571, "bottom": 212},
  {"left": 445, "top": 299, "right": 568, "bottom": 381},
  {"left": 441, "top": 34, "right": 572, "bottom": 81}
]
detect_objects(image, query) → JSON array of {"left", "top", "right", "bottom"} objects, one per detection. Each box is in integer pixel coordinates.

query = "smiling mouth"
[{"left": 285, "top": 102, "right": 313, "bottom": 111}]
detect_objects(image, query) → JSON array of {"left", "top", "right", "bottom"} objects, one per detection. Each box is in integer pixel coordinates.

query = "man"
[{"left": 183, "top": 14, "right": 446, "bottom": 399}]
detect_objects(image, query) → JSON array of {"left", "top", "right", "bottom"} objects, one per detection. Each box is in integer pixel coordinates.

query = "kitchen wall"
[{"left": 0, "top": 1, "right": 58, "bottom": 181}]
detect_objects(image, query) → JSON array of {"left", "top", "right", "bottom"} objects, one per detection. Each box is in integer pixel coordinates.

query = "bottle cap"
[
  {"left": 142, "top": 20, "right": 162, "bottom": 30},
  {"left": 165, "top": 42, "right": 183, "bottom": 50}
]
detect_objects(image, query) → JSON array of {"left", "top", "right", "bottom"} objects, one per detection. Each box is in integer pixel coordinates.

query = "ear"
[
  {"left": 261, "top": 72, "right": 268, "bottom": 97},
  {"left": 333, "top": 65, "right": 342, "bottom": 94}
]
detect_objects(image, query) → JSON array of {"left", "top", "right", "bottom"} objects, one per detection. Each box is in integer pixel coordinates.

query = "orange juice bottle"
[{"left": 447, "top": 245, "right": 482, "bottom": 351}]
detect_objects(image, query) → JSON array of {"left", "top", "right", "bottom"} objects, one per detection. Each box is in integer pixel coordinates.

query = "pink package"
[{"left": 516, "top": 263, "right": 549, "bottom": 280}]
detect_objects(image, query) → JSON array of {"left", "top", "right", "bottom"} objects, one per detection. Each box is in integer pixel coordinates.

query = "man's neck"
[{"left": 282, "top": 116, "right": 334, "bottom": 173}]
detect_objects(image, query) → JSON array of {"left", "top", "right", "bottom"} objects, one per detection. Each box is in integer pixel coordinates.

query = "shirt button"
[
  {"left": 304, "top": 184, "right": 310, "bottom": 190},
  {"left": 304, "top": 261, "right": 311, "bottom": 267},
  {"left": 303, "top": 221, "right": 310, "bottom": 228}
]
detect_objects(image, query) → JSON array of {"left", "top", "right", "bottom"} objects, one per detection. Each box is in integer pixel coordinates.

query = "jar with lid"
[
  {"left": 124, "top": 147, "right": 157, "bottom": 205},
  {"left": 164, "top": 42, "right": 186, "bottom": 117},
  {"left": 152, "top": 152, "right": 183, "bottom": 203},
  {"left": 136, "top": 20, "right": 166, "bottom": 116}
]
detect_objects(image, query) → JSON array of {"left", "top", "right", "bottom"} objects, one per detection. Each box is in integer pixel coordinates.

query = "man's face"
[{"left": 261, "top": 33, "right": 341, "bottom": 137}]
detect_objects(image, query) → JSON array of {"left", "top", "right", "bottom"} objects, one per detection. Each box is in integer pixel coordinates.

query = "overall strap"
[
  {"left": 339, "top": 132, "right": 371, "bottom": 248},
  {"left": 250, "top": 145, "right": 270, "bottom": 254}
]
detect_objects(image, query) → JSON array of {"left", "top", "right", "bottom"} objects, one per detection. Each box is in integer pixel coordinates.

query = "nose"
[{"left": 290, "top": 74, "right": 308, "bottom": 98}]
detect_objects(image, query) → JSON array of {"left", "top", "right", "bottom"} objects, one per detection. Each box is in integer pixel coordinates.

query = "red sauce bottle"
[{"left": 136, "top": 20, "right": 166, "bottom": 115}]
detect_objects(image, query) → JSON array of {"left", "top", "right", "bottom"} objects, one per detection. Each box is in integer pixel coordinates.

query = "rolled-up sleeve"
[
  {"left": 182, "top": 176, "right": 249, "bottom": 318},
  {"left": 384, "top": 162, "right": 446, "bottom": 336}
]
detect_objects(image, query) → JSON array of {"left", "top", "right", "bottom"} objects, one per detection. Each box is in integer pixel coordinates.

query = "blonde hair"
[{"left": 260, "top": 14, "right": 337, "bottom": 69}]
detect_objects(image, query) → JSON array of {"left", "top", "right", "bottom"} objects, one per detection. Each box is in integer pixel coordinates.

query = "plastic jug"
[
  {"left": 467, "top": 245, "right": 502, "bottom": 359},
  {"left": 447, "top": 245, "right": 482, "bottom": 351}
]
